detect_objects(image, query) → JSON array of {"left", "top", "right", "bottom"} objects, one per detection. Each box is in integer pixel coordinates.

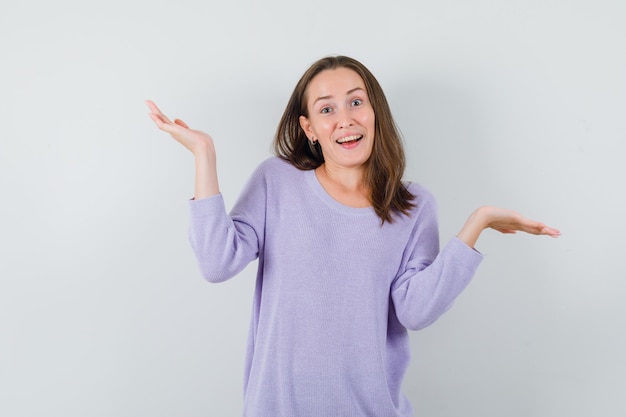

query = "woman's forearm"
[{"left": 193, "top": 148, "right": 220, "bottom": 200}]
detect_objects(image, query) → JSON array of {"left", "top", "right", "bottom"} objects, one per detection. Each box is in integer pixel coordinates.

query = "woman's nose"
[{"left": 337, "top": 108, "right": 354, "bottom": 128}]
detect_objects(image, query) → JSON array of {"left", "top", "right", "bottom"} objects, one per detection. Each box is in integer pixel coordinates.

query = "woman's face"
[{"left": 299, "top": 67, "right": 375, "bottom": 172}]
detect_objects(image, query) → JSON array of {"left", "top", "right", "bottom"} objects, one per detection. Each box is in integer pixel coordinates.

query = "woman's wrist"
[{"left": 456, "top": 206, "right": 490, "bottom": 248}]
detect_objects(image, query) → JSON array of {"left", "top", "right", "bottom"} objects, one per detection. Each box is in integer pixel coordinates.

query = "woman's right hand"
[
  {"left": 146, "top": 100, "right": 216, "bottom": 160},
  {"left": 146, "top": 99, "right": 220, "bottom": 198}
]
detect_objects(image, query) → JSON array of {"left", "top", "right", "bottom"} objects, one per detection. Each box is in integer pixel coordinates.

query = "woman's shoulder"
[
  {"left": 250, "top": 157, "right": 307, "bottom": 186},
  {"left": 405, "top": 181, "right": 437, "bottom": 207},
  {"left": 256, "top": 156, "right": 294, "bottom": 171},
  {"left": 390, "top": 181, "right": 438, "bottom": 226}
]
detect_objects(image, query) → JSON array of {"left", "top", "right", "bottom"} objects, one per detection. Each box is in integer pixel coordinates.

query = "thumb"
[{"left": 174, "top": 119, "right": 190, "bottom": 129}]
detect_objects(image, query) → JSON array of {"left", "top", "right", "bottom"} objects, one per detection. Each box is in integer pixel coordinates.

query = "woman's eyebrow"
[
  {"left": 312, "top": 87, "right": 366, "bottom": 105},
  {"left": 346, "top": 87, "right": 366, "bottom": 95}
]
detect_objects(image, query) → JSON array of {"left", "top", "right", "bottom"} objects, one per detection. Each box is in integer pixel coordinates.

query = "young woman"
[{"left": 147, "top": 56, "right": 559, "bottom": 416}]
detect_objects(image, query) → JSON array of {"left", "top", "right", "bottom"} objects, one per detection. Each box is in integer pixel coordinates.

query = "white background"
[{"left": 1, "top": 0, "right": 625, "bottom": 416}]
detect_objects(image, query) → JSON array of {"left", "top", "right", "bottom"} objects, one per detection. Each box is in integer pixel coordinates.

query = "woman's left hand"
[{"left": 457, "top": 206, "right": 560, "bottom": 248}]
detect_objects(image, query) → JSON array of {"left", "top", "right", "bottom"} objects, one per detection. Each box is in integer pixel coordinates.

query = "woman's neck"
[{"left": 315, "top": 163, "right": 371, "bottom": 208}]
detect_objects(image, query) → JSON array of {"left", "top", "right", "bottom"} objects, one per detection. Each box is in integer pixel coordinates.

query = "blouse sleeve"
[
  {"left": 390, "top": 192, "right": 484, "bottom": 331},
  {"left": 188, "top": 163, "right": 268, "bottom": 283}
]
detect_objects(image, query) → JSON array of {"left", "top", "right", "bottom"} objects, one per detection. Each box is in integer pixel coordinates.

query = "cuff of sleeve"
[
  {"left": 189, "top": 193, "right": 226, "bottom": 219},
  {"left": 448, "top": 236, "right": 485, "bottom": 263}
]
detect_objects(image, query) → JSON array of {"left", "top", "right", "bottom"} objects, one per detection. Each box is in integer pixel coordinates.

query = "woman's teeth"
[{"left": 336, "top": 135, "right": 362, "bottom": 144}]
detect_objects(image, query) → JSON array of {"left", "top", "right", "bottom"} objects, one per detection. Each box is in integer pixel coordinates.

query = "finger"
[
  {"left": 149, "top": 113, "right": 179, "bottom": 135},
  {"left": 174, "top": 119, "right": 190, "bottom": 129},
  {"left": 148, "top": 112, "right": 168, "bottom": 127},
  {"left": 522, "top": 222, "right": 560, "bottom": 237},
  {"left": 145, "top": 99, "right": 162, "bottom": 114},
  {"left": 541, "top": 226, "right": 561, "bottom": 237},
  {"left": 148, "top": 111, "right": 173, "bottom": 127},
  {"left": 145, "top": 100, "right": 173, "bottom": 124},
  {"left": 516, "top": 219, "right": 549, "bottom": 235}
]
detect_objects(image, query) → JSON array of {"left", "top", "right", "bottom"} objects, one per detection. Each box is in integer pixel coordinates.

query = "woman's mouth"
[{"left": 336, "top": 135, "right": 363, "bottom": 144}]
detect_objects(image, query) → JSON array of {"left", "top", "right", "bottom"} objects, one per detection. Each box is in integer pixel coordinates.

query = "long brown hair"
[{"left": 273, "top": 56, "right": 414, "bottom": 224}]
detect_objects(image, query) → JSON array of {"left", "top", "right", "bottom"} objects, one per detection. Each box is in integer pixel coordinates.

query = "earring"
[{"left": 310, "top": 136, "right": 317, "bottom": 145}]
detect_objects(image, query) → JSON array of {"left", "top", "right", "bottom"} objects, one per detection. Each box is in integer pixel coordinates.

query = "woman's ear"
[{"left": 299, "top": 115, "right": 312, "bottom": 139}]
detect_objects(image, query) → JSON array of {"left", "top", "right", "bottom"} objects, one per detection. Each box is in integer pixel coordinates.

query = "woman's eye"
[
  {"left": 321, "top": 107, "right": 332, "bottom": 114},
  {"left": 352, "top": 99, "right": 363, "bottom": 106}
]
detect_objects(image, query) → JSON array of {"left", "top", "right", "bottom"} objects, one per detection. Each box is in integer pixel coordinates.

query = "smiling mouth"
[{"left": 336, "top": 135, "right": 363, "bottom": 144}]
